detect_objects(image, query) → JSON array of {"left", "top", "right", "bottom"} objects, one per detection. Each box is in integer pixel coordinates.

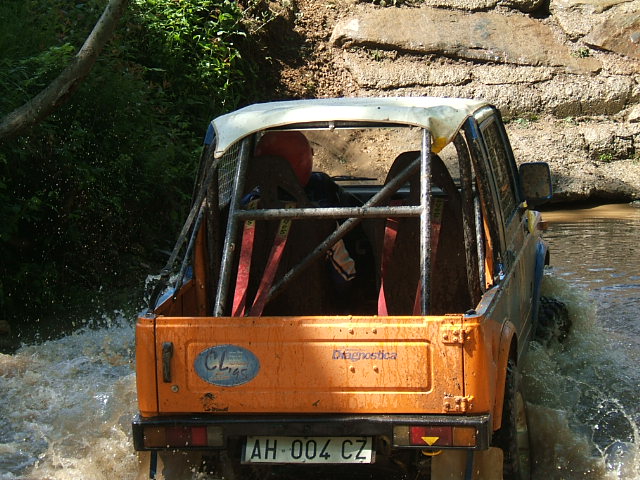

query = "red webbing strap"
[
  {"left": 431, "top": 197, "right": 444, "bottom": 253},
  {"left": 377, "top": 218, "right": 398, "bottom": 316},
  {"left": 232, "top": 199, "right": 259, "bottom": 316},
  {"left": 248, "top": 202, "right": 295, "bottom": 317},
  {"left": 378, "top": 198, "right": 445, "bottom": 316},
  {"left": 377, "top": 201, "right": 402, "bottom": 316}
]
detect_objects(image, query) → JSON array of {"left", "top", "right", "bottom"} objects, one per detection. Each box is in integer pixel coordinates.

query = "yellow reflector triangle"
[{"left": 422, "top": 436, "right": 439, "bottom": 446}]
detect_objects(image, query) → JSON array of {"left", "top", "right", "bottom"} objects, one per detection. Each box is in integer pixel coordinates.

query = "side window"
[{"left": 481, "top": 119, "right": 519, "bottom": 222}]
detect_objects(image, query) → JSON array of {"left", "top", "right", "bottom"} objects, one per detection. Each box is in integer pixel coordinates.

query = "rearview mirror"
[{"left": 519, "top": 162, "right": 552, "bottom": 208}]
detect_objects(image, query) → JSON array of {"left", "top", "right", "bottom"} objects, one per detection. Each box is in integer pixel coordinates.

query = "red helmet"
[{"left": 255, "top": 131, "right": 313, "bottom": 186}]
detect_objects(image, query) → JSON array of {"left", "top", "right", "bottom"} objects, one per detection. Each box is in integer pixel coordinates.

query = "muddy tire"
[
  {"left": 492, "top": 359, "right": 531, "bottom": 480},
  {"left": 535, "top": 296, "right": 570, "bottom": 345}
]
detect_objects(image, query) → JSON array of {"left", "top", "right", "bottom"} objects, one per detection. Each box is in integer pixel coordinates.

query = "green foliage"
[
  {"left": 572, "top": 47, "right": 591, "bottom": 58},
  {"left": 0, "top": 0, "right": 107, "bottom": 111},
  {"left": 123, "top": 0, "right": 253, "bottom": 123},
  {"left": 0, "top": 0, "right": 261, "bottom": 322},
  {"left": 370, "top": 49, "right": 385, "bottom": 62},
  {"left": 507, "top": 113, "right": 540, "bottom": 128},
  {"left": 0, "top": 60, "right": 197, "bottom": 317},
  {"left": 598, "top": 152, "right": 614, "bottom": 163}
]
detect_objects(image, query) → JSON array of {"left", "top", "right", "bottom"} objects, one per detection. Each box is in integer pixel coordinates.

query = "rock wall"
[{"left": 285, "top": 0, "right": 640, "bottom": 203}]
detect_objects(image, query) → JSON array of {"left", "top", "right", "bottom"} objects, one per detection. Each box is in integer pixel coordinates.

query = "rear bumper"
[{"left": 132, "top": 413, "right": 492, "bottom": 451}]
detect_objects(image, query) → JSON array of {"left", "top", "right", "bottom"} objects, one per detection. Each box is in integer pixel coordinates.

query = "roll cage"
[{"left": 148, "top": 102, "right": 526, "bottom": 320}]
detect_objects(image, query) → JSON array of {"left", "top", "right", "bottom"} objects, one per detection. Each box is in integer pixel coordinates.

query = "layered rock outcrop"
[{"left": 287, "top": 0, "right": 640, "bottom": 202}]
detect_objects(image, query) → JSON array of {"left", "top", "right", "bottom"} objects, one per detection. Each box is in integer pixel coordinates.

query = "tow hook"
[{"left": 421, "top": 449, "right": 442, "bottom": 456}]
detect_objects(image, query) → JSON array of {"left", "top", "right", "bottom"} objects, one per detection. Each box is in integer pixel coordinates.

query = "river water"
[
  {"left": 0, "top": 204, "right": 638, "bottom": 479},
  {"left": 522, "top": 203, "right": 640, "bottom": 479}
]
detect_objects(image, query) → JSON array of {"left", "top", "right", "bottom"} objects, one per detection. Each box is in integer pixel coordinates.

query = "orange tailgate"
[{"left": 152, "top": 315, "right": 464, "bottom": 415}]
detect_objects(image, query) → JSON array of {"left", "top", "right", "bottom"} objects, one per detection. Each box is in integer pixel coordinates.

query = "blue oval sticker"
[{"left": 194, "top": 344, "right": 260, "bottom": 387}]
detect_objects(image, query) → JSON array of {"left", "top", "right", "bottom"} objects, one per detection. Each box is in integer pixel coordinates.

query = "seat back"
[
  {"left": 231, "top": 155, "right": 334, "bottom": 316},
  {"left": 375, "top": 152, "right": 471, "bottom": 315}
]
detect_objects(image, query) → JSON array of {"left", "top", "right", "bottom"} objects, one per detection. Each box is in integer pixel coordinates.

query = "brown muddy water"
[{"left": 0, "top": 204, "right": 639, "bottom": 479}]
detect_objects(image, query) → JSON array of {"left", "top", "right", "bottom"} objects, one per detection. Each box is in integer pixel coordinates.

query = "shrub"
[{"left": 0, "top": 0, "right": 258, "bottom": 323}]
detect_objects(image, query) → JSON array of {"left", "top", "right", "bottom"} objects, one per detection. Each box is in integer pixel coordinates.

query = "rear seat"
[
  {"left": 230, "top": 155, "right": 334, "bottom": 316},
  {"left": 373, "top": 151, "right": 471, "bottom": 316}
]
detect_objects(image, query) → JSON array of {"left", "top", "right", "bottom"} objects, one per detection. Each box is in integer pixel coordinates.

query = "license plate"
[{"left": 243, "top": 436, "right": 374, "bottom": 464}]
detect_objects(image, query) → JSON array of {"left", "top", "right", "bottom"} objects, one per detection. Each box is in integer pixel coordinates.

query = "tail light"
[
  {"left": 143, "top": 425, "right": 224, "bottom": 448},
  {"left": 393, "top": 425, "right": 477, "bottom": 448}
]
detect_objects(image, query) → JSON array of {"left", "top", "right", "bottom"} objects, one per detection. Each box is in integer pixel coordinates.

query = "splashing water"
[
  {"left": 0, "top": 313, "right": 140, "bottom": 480},
  {"left": 523, "top": 276, "right": 639, "bottom": 479},
  {"left": 522, "top": 204, "right": 640, "bottom": 480}
]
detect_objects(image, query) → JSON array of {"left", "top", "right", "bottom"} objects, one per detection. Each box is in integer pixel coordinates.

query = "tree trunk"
[{"left": 0, "top": 0, "right": 129, "bottom": 142}]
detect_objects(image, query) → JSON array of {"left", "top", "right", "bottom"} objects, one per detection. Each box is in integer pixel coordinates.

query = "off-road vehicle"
[{"left": 132, "top": 97, "right": 553, "bottom": 479}]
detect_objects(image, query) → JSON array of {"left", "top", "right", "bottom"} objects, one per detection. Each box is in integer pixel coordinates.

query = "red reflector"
[
  {"left": 191, "top": 426, "right": 207, "bottom": 446},
  {"left": 409, "top": 426, "right": 453, "bottom": 447},
  {"left": 150, "top": 425, "right": 221, "bottom": 448}
]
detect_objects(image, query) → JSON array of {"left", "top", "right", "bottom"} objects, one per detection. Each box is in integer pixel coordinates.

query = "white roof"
[{"left": 211, "top": 97, "right": 490, "bottom": 157}]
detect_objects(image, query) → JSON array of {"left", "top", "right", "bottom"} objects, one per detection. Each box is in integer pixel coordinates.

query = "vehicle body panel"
[{"left": 148, "top": 314, "right": 464, "bottom": 415}]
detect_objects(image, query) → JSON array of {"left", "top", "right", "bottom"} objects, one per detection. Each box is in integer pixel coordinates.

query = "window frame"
[{"left": 478, "top": 115, "right": 521, "bottom": 228}]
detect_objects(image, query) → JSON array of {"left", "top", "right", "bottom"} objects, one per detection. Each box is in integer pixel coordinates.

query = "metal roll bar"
[{"left": 212, "top": 131, "right": 435, "bottom": 316}]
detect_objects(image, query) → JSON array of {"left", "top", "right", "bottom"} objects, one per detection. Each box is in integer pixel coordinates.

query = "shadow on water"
[{"left": 1, "top": 204, "right": 639, "bottom": 479}]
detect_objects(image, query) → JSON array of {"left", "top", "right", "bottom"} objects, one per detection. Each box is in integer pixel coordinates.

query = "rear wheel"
[
  {"left": 536, "top": 296, "right": 570, "bottom": 345},
  {"left": 492, "top": 359, "right": 531, "bottom": 480}
]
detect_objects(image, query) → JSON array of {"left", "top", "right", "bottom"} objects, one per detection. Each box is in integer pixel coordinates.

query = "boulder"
[
  {"left": 418, "top": 0, "right": 499, "bottom": 10},
  {"left": 628, "top": 104, "right": 640, "bottom": 122},
  {"left": 584, "top": 13, "right": 640, "bottom": 60},
  {"left": 331, "top": 8, "right": 601, "bottom": 73},
  {"left": 418, "top": 0, "right": 547, "bottom": 12},
  {"left": 552, "top": 0, "right": 634, "bottom": 15},
  {"left": 472, "top": 65, "right": 556, "bottom": 84},
  {"left": 319, "top": 0, "right": 640, "bottom": 202},
  {"left": 342, "top": 54, "right": 472, "bottom": 88},
  {"left": 341, "top": 51, "right": 635, "bottom": 116},
  {"left": 550, "top": 0, "right": 638, "bottom": 40},
  {"left": 507, "top": 117, "right": 640, "bottom": 202}
]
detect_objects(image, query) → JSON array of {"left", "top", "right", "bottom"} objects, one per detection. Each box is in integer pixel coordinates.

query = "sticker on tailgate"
[{"left": 194, "top": 344, "right": 260, "bottom": 386}]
